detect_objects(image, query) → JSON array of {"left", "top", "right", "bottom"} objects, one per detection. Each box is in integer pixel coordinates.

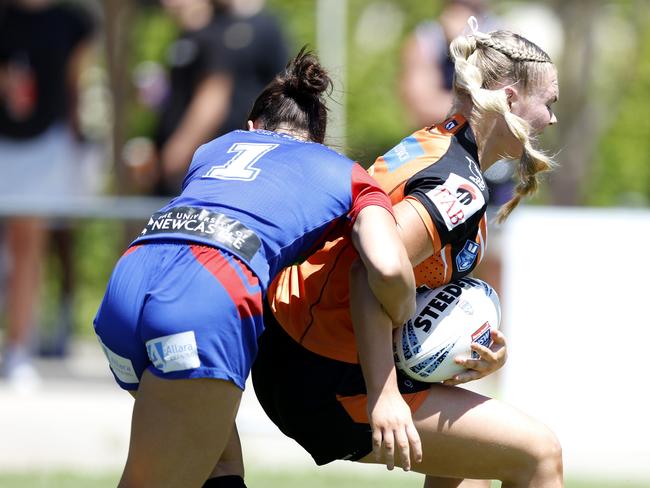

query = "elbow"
[
  {"left": 366, "top": 256, "right": 416, "bottom": 325},
  {"left": 364, "top": 251, "right": 408, "bottom": 288}
]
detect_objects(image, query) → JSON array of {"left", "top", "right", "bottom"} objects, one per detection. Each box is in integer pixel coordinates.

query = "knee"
[
  {"left": 534, "top": 425, "right": 563, "bottom": 478},
  {"left": 518, "top": 423, "right": 563, "bottom": 484}
]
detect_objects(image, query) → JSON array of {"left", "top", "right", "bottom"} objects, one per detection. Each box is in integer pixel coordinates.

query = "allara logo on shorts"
[{"left": 146, "top": 331, "right": 201, "bottom": 373}]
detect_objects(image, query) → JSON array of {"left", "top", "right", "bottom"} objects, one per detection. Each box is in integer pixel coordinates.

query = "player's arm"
[
  {"left": 161, "top": 73, "right": 233, "bottom": 183},
  {"left": 350, "top": 205, "right": 416, "bottom": 326},
  {"left": 349, "top": 259, "right": 421, "bottom": 472},
  {"left": 393, "top": 198, "right": 438, "bottom": 267},
  {"left": 399, "top": 34, "right": 453, "bottom": 127},
  {"left": 394, "top": 194, "right": 507, "bottom": 384}
]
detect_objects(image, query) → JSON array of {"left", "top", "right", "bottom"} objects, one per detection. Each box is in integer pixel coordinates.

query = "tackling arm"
[
  {"left": 349, "top": 259, "right": 422, "bottom": 471},
  {"left": 350, "top": 205, "right": 416, "bottom": 326}
]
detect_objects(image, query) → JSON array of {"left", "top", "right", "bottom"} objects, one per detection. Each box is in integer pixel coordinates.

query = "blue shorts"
[{"left": 94, "top": 242, "right": 263, "bottom": 391}]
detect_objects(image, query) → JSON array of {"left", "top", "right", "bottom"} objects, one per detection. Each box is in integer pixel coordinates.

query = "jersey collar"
[{"left": 437, "top": 114, "right": 479, "bottom": 165}]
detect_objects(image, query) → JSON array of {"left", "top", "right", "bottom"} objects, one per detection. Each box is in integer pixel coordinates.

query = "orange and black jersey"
[{"left": 269, "top": 114, "right": 489, "bottom": 363}]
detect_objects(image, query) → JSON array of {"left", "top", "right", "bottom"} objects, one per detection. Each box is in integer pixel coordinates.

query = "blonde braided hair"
[{"left": 450, "top": 28, "right": 555, "bottom": 223}]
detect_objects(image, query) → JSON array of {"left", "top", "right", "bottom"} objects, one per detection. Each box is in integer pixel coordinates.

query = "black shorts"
[{"left": 252, "top": 306, "right": 430, "bottom": 465}]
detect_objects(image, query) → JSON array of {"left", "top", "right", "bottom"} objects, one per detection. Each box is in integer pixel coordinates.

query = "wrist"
[{"left": 366, "top": 370, "right": 401, "bottom": 402}]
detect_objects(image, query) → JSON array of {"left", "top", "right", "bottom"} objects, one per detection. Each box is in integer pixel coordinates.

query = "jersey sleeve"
[
  {"left": 404, "top": 169, "right": 487, "bottom": 248},
  {"left": 348, "top": 163, "right": 394, "bottom": 224}
]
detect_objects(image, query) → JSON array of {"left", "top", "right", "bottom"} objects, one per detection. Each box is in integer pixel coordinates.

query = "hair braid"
[
  {"left": 496, "top": 112, "right": 555, "bottom": 222},
  {"left": 476, "top": 37, "right": 551, "bottom": 64},
  {"left": 449, "top": 29, "right": 556, "bottom": 223}
]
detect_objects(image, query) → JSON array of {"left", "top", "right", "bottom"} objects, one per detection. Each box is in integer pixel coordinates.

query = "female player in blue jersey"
[{"left": 93, "top": 49, "right": 417, "bottom": 488}]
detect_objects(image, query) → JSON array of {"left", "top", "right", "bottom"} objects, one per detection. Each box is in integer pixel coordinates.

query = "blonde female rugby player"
[{"left": 252, "top": 23, "right": 562, "bottom": 488}]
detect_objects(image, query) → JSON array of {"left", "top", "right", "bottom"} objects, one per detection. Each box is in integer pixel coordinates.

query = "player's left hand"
[
  {"left": 368, "top": 390, "right": 422, "bottom": 472},
  {"left": 442, "top": 329, "right": 507, "bottom": 386}
]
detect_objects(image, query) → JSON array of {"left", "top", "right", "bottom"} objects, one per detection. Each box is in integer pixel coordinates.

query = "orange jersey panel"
[{"left": 270, "top": 115, "right": 489, "bottom": 363}]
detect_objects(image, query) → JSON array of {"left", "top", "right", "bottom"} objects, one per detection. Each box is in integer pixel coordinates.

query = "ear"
[
  {"left": 247, "top": 120, "right": 256, "bottom": 131},
  {"left": 504, "top": 86, "right": 519, "bottom": 110}
]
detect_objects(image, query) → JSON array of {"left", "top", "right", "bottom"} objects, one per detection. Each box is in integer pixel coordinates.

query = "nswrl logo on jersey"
[
  {"left": 456, "top": 240, "right": 480, "bottom": 272},
  {"left": 146, "top": 331, "right": 201, "bottom": 373}
]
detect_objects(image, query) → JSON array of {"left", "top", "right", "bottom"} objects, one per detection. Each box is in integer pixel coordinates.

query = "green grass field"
[{"left": 0, "top": 470, "right": 647, "bottom": 488}]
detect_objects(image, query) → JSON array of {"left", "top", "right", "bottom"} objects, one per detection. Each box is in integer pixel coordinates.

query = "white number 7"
[{"left": 203, "top": 142, "right": 278, "bottom": 181}]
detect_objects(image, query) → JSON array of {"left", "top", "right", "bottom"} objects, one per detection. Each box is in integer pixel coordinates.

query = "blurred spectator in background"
[
  {"left": 399, "top": 0, "right": 508, "bottom": 296},
  {"left": 0, "top": 0, "right": 95, "bottom": 384},
  {"left": 128, "top": 0, "right": 288, "bottom": 195},
  {"left": 400, "top": 0, "right": 500, "bottom": 128}
]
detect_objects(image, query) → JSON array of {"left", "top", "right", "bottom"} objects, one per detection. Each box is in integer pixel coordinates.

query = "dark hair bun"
[{"left": 283, "top": 47, "right": 332, "bottom": 97}]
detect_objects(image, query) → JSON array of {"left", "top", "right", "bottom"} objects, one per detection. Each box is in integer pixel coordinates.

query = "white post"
[{"left": 316, "top": 0, "right": 347, "bottom": 152}]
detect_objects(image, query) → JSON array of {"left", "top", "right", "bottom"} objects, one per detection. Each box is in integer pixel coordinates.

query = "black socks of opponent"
[{"left": 202, "top": 475, "right": 247, "bottom": 488}]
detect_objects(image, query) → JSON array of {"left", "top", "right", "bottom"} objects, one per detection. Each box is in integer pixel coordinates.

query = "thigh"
[
  {"left": 120, "top": 369, "right": 242, "bottom": 488},
  {"left": 423, "top": 477, "right": 491, "bottom": 487},
  {"left": 406, "top": 384, "right": 555, "bottom": 481}
]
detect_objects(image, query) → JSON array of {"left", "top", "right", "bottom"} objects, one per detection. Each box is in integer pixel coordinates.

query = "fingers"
[
  {"left": 373, "top": 427, "right": 397, "bottom": 470},
  {"left": 384, "top": 429, "right": 397, "bottom": 470},
  {"left": 446, "top": 329, "right": 509, "bottom": 385},
  {"left": 395, "top": 428, "right": 411, "bottom": 471},
  {"left": 372, "top": 424, "right": 422, "bottom": 471},
  {"left": 491, "top": 328, "right": 507, "bottom": 346},
  {"left": 372, "top": 427, "right": 384, "bottom": 464},
  {"left": 442, "top": 368, "right": 483, "bottom": 385},
  {"left": 454, "top": 348, "right": 493, "bottom": 371},
  {"left": 406, "top": 422, "right": 423, "bottom": 464}
]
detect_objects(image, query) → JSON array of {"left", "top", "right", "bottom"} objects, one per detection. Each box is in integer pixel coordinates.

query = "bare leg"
[
  {"left": 360, "top": 384, "right": 562, "bottom": 487},
  {"left": 119, "top": 370, "right": 242, "bottom": 488},
  {"left": 423, "top": 477, "right": 491, "bottom": 487},
  {"left": 207, "top": 423, "right": 245, "bottom": 479},
  {"left": 5, "top": 217, "right": 47, "bottom": 347},
  {"left": 47, "top": 224, "right": 75, "bottom": 355}
]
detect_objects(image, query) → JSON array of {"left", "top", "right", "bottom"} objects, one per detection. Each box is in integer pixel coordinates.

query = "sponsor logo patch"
[
  {"left": 97, "top": 336, "right": 139, "bottom": 384},
  {"left": 383, "top": 135, "right": 425, "bottom": 171},
  {"left": 444, "top": 119, "right": 459, "bottom": 131},
  {"left": 471, "top": 322, "right": 492, "bottom": 359},
  {"left": 146, "top": 331, "right": 201, "bottom": 373},
  {"left": 425, "top": 173, "right": 485, "bottom": 230},
  {"left": 466, "top": 157, "right": 486, "bottom": 191},
  {"left": 139, "top": 206, "right": 261, "bottom": 261},
  {"left": 456, "top": 240, "right": 480, "bottom": 272}
]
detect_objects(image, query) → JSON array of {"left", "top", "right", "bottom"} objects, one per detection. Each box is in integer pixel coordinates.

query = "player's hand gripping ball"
[{"left": 393, "top": 278, "right": 501, "bottom": 383}]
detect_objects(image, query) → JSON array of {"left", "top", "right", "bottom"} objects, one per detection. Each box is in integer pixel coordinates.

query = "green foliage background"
[
  {"left": 40, "top": 1, "right": 650, "bottom": 338},
  {"left": 587, "top": 13, "right": 650, "bottom": 206}
]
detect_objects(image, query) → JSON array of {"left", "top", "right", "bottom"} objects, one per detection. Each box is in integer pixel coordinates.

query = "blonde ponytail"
[
  {"left": 497, "top": 111, "right": 555, "bottom": 222},
  {"left": 449, "top": 29, "right": 555, "bottom": 222}
]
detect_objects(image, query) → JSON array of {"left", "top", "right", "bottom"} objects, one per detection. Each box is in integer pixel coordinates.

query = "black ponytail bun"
[
  {"left": 282, "top": 47, "right": 332, "bottom": 97},
  {"left": 247, "top": 46, "right": 331, "bottom": 144}
]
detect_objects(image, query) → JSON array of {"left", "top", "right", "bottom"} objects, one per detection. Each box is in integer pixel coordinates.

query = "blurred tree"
[
  {"left": 102, "top": 0, "right": 650, "bottom": 203},
  {"left": 585, "top": 1, "right": 650, "bottom": 206},
  {"left": 104, "top": 0, "right": 137, "bottom": 193},
  {"left": 540, "top": 0, "right": 649, "bottom": 207}
]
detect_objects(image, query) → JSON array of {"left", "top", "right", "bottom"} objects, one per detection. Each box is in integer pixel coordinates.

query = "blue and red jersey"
[{"left": 132, "top": 129, "right": 392, "bottom": 290}]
